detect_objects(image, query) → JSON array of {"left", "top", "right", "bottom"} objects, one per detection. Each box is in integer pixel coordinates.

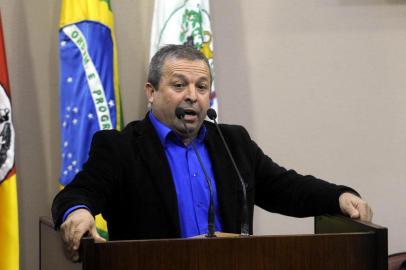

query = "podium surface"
[{"left": 40, "top": 215, "right": 387, "bottom": 270}]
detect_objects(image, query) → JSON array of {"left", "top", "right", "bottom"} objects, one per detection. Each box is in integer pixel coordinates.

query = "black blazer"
[{"left": 52, "top": 115, "right": 353, "bottom": 240}]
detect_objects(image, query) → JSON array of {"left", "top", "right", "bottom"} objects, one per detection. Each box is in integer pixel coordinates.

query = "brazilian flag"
[{"left": 58, "top": 0, "right": 122, "bottom": 239}]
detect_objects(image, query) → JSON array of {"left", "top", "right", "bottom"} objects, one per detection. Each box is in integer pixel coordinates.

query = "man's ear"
[{"left": 144, "top": 83, "right": 155, "bottom": 104}]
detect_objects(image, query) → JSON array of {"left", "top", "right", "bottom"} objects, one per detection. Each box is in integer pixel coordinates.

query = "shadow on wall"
[
  {"left": 48, "top": 0, "right": 62, "bottom": 196},
  {"left": 133, "top": 0, "right": 155, "bottom": 118},
  {"left": 211, "top": 1, "right": 254, "bottom": 131}
]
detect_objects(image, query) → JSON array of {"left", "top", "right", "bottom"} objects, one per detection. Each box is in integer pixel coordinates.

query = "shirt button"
[{"left": 193, "top": 172, "right": 197, "bottom": 177}]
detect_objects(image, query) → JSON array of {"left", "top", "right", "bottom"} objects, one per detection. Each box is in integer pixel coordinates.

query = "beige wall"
[{"left": 1, "top": 0, "right": 405, "bottom": 269}]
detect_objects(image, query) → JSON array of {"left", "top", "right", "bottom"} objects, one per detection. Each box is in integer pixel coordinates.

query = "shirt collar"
[{"left": 148, "top": 111, "right": 207, "bottom": 146}]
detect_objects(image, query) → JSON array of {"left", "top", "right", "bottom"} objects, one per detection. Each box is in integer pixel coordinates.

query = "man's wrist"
[{"left": 62, "top": 205, "right": 91, "bottom": 222}]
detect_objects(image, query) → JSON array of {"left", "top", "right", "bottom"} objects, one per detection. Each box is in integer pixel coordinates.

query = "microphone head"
[
  {"left": 175, "top": 107, "right": 185, "bottom": 119},
  {"left": 206, "top": 108, "right": 217, "bottom": 120}
]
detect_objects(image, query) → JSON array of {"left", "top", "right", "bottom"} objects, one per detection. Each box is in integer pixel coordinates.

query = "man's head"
[
  {"left": 145, "top": 45, "right": 212, "bottom": 143},
  {"left": 147, "top": 44, "right": 212, "bottom": 89}
]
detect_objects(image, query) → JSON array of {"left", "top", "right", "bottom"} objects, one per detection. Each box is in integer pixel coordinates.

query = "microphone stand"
[
  {"left": 207, "top": 108, "right": 250, "bottom": 236},
  {"left": 175, "top": 107, "right": 216, "bottom": 238}
]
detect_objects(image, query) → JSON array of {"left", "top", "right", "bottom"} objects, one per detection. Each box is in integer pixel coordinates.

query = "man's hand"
[
  {"left": 60, "top": 209, "right": 106, "bottom": 262},
  {"left": 339, "top": 192, "right": 373, "bottom": 222}
]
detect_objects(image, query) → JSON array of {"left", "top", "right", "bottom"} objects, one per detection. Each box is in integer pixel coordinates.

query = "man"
[{"left": 52, "top": 44, "right": 372, "bottom": 261}]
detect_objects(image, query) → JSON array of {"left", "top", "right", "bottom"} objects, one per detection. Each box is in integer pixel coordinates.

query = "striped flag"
[
  {"left": 150, "top": 0, "right": 218, "bottom": 113},
  {"left": 0, "top": 11, "right": 19, "bottom": 270},
  {"left": 58, "top": 0, "right": 122, "bottom": 238}
]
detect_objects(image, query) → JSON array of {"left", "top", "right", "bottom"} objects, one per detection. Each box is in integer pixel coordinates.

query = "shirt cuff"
[{"left": 62, "top": 205, "right": 91, "bottom": 222}]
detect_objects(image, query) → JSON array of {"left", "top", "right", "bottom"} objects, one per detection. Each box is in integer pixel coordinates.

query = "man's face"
[{"left": 145, "top": 58, "right": 211, "bottom": 140}]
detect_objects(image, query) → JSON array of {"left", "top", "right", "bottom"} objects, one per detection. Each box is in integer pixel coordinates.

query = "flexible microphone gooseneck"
[
  {"left": 175, "top": 107, "right": 216, "bottom": 238},
  {"left": 207, "top": 108, "right": 250, "bottom": 236}
]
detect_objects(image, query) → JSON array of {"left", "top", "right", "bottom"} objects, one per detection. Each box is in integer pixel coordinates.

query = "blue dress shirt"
[
  {"left": 63, "top": 112, "right": 223, "bottom": 238},
  {"left": 149, "top": 111, "right": 223, "bottom": 237}
]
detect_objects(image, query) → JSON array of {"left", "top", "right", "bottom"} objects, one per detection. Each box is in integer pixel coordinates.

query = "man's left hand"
[{"left": 339, "top": 192, "right": 373, "bottom": 222}]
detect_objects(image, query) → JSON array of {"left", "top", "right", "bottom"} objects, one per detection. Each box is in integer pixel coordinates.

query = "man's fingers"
[
  {"left": 339, "top": 192, "right": 373, "bottom": 222},
  {"left": 339, "top": 193, "right": 360, "bottom": 218},
  {"left": 59, "top": 209, "right": 96, "bottom": 262},
  {"left": 61, "top": 221, "right": 77, "bottom": 251},
  {"left": 71, "top": 225, "right": 88, "bottom": 250},
  {"left": 71, "top": 253, "right": 80, "bottom": 262},
  {"left": 90, "top": 226, "right": 107, "bottom": 243},
  {"left": 62, "top": 226, "right": 80, "bottom": 262},
  {"left": 67, "top": 246, "right": 80, "bottom": 262},
  {"left": 358, "top": 202, "right": 368, "bottom": 220},
  {"left": 341, "top": 195, "right": 359, "bottom": 218},
  {"left": 60, "top": 222, "right": 70, "bottom": 243},
  {"left": 347, "top": 203, "right": 360, "bottom": 219},
  {"left": 350, "top": 210, "right": 360, "bottom": 219},
  {"left": 358, "top": 201, "right": 373, "bottom": 222},
  {"left": 59, "top": 209, "right": 108, "bottom": 262}
]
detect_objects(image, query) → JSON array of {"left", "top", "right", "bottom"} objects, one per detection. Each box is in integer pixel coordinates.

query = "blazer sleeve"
[
  {"left": 227, "top": 125, "right": 358, "bottom": 217},
  {"left": 251, "top": 141, "right": 358, "bottom": 217},
  {"left": 51, "top": 130, "right": 121, "bottom": 228}
]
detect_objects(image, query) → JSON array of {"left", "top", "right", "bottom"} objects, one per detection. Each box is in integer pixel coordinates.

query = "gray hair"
[{"left": 148, "top": 44, "right": 212, "bottom": 89}]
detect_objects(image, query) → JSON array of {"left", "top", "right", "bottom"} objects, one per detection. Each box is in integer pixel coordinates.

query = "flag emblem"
[
  {"left": 150, "top": 0, "right": 218, "bottom": 112},
  {"left": 0, "top": 84, "right": 14, "bottom": 183},
  {"left": 180, "top": 8, "right": 214, "bottom": 61}
]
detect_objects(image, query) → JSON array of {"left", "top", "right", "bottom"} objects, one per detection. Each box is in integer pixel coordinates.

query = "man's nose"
[{"left": 185, "top": 86, "right": 197, "bottom": 102}]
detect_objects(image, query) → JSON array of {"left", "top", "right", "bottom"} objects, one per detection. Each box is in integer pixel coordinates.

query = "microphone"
[
  {"left": 175, "top": 107, "right": 186, "bottom": 120},
  {"left": 175, "top": 107, "right": 216, "bottom": 238},
  {"left": 207, "top": 108, "right": 250, "bottom": 236}
]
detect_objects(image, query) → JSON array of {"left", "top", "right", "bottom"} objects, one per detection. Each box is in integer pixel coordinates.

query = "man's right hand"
[{"left": 60, "top": 208, "right": 106, "bottom": 262}]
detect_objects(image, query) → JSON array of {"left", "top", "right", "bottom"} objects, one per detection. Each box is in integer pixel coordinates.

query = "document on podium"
[{"left": 190, "top": 232, "right": 241, "bottom": 238}]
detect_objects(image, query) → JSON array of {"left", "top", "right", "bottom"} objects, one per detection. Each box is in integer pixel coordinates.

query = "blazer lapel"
[
  {"left": 205, "top": 122, "right": 240, "bottom": 234},
  {"left": 136, "top": 116, "right": 180, "bottom": 236}
]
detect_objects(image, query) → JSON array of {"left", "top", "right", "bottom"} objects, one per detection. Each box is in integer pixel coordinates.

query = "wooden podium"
[{"left": 40, "top": 215, "right": 387, "bottom": 270}]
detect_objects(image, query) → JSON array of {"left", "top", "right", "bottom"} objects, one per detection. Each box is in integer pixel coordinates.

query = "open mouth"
[
  {"left": 183, "top": 108, "right": 198, "bottom": 121},
  {"left": 184, "top": 109, "right": 197, "bottom": 116}
]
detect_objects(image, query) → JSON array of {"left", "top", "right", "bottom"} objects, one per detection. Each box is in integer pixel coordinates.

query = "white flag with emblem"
[{"left": 150, "top": 0, "right": 218, "bottom": 113}]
